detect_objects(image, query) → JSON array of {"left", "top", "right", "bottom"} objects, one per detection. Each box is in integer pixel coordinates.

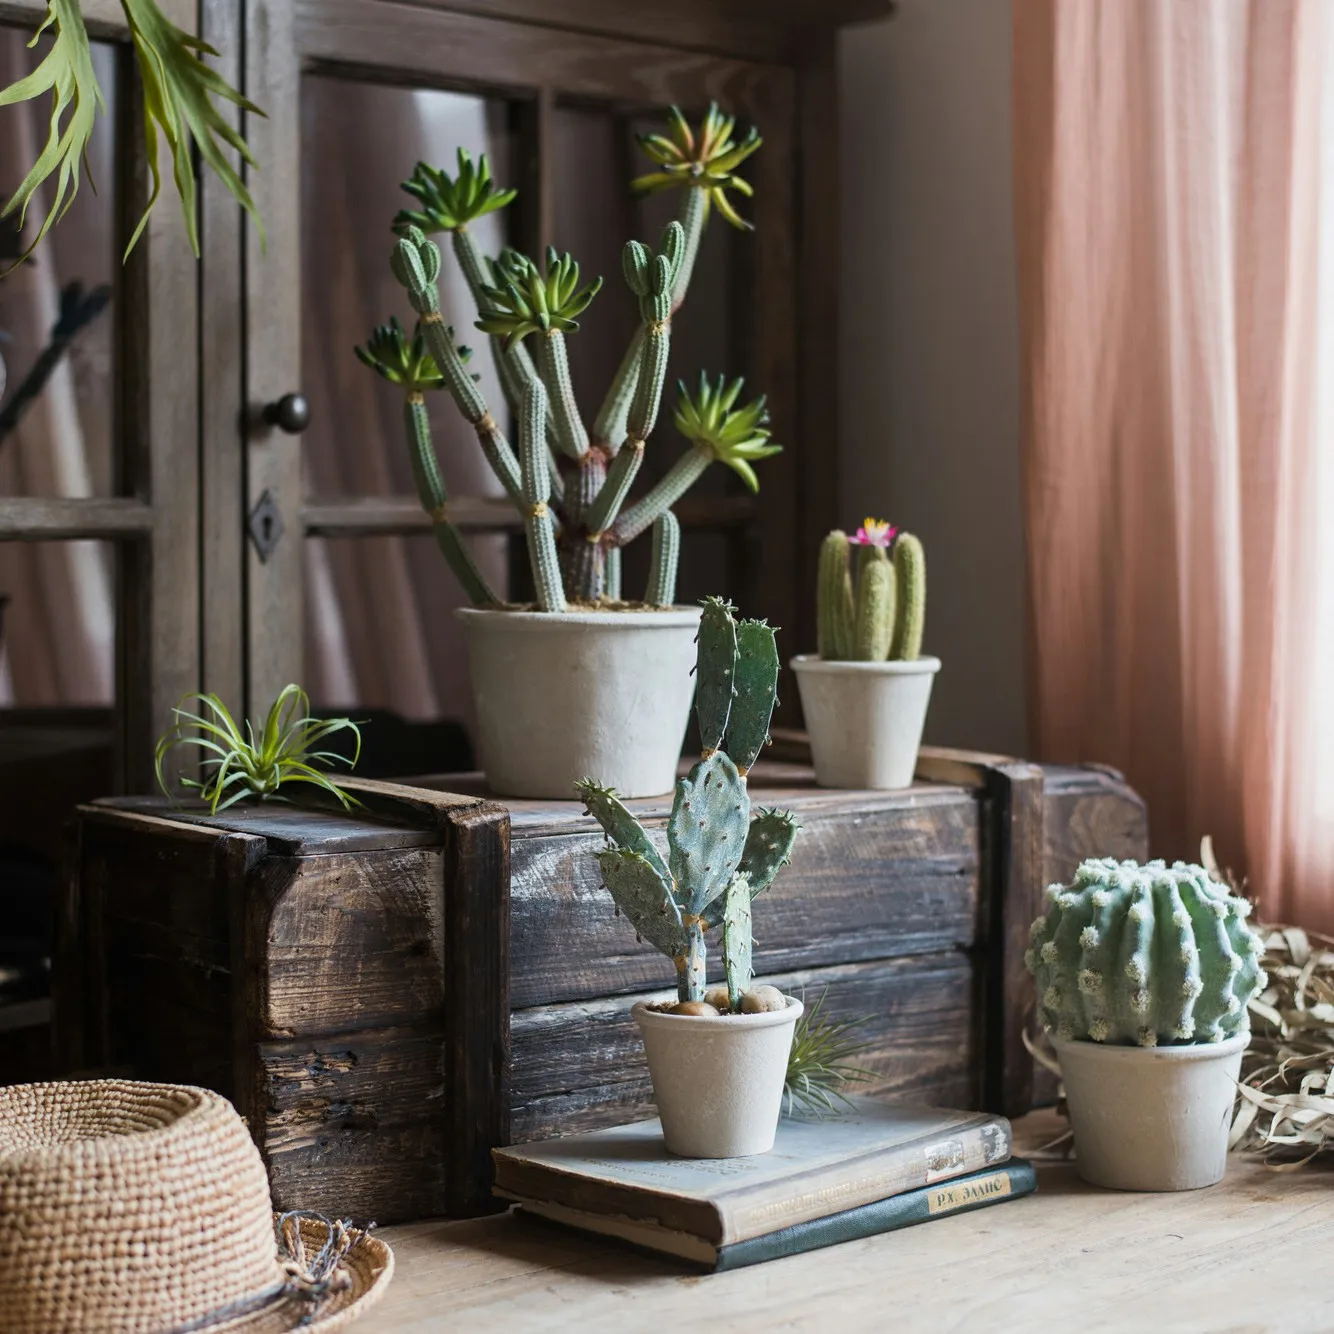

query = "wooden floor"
[{"left": 357, "top": 1111, "right": 1334, "bottom": 1332}]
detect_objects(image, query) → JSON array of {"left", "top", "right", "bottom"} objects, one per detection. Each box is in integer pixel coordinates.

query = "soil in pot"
[{"left": 633, "top": 996, "right": 803, "bottom": 1159}]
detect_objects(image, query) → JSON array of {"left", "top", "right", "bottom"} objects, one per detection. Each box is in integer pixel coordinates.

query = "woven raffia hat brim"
[
  {"left": 0, "top": 1080, "right": 393, "bottom": 1334},
  {"left": 204, "top": 1218, "right": 393, "bottom": 1333}
]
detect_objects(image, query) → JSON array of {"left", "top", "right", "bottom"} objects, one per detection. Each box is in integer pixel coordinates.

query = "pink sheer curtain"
[{"left": 1012, "top": 0, "right": 1334, "bottom": 926}]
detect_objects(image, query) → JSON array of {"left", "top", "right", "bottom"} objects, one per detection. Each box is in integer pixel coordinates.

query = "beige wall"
[{"left": 838, "top": 0, "right": 1028, "bottom": 756}]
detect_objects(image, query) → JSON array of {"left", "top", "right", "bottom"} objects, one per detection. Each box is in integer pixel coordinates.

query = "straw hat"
[{"left": 0, "top": 1079, "right": 393, "bottom": 1333}]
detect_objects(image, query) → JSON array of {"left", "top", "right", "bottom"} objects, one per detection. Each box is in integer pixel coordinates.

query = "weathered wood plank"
[
  {"left": 297, "top": 0, "right": 789, "bottom": 114},
  {"left": 509, "top": 788, "right": 979, "bottom": 1008},
  {"left": 441, "top": 801, "right": 511, "bottom": 1217},
  {"left": 98, "top": 794, "right": 440, "bottom": 855},
  {"left": 509, "top": 953, "right": 978, "bottom": 1144},
  {"left": 372, "top": 0, "right": 895, "bottom": 65},
  {"left": 1042, "top": 764, "right": 1149, "bottom": 884},
  {"left": 257, "top": 1024, "right": 448, "bottom": 1224},
  {"left": 979, "top": 762, "right": 1044, "bottom": 1116},
  {"left": 252, "top": 848, "right": 446, "bottom": 1039}
]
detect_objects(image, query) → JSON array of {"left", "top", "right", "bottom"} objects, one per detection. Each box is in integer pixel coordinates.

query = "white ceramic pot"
[
  {"left": 456, "top": 606, "right": 701, "bottom": 799},
  {"left": 632, "top": 996, "right": 803, "bottom": 1158},
  {"left": 790, "top": 654, "right": 941, "bottom": 790},
  {"left": 1053, "top": 1032, "right": 1248, "bottom": 1191}
]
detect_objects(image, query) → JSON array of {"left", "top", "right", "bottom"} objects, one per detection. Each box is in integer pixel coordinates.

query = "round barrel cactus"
[{"left": 1026, "top": 857, "right": 1266, "bottom": 1047}]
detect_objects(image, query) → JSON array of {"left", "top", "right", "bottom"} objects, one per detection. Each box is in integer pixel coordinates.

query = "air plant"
[
  {"left": 783, "top": 991, "right": 876, "bottom": 1116},
  {"left": 0, "top": 0, "right": 262, "bottom": 264},
  {"left": 154, "top": 684, "right": 362, "bottom": 814}
]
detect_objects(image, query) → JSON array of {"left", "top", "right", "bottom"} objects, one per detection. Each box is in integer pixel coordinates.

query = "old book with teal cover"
[
  {"left": 512, "top": 1159, "right": 1037, "bottom": 1271},
  {"left": 492, "top": 1097, "right": 1017, "bottom": 1263}
]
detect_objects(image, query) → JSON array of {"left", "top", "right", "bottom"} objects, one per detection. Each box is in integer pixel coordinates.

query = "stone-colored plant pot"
[
  {"left": 1053, "top": 1032, "right": 1248, "bottom": 1191},
  {"left": 790, "top": 654, "right": 941, "bottom": 790},
  {"left": 456, "top": 606, "right": 701, "bottom": 799},
  {"left": 632, "top": 996, "right": 803, "bottom": 1158}
]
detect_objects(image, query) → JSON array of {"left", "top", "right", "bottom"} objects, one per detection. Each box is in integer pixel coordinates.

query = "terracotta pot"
[
  {"left": 632, "top": 996, "right": 803, "bottom": 1158},
  {"left": 790, "top": 654, "right": 941, "bottom": 789},
  {"left": 456, "top": 606, "right": 701, "bottom": 799},
  {"left": 1053, "top": 1032, "right": 1248, "bottom": 1190}
]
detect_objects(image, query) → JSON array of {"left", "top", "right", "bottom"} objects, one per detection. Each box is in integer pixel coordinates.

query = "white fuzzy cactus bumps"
[{"left": 1026, "top": 858, "right": 1266, "bottom": 1047}]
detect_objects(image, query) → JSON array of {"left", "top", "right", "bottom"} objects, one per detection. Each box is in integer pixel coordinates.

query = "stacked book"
[{"left": 492, "top": 1098, "right": 1035, "bottom": 1272}]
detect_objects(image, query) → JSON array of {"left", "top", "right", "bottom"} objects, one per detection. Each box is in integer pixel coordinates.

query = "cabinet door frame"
[{"left": 229, "top": 0, "right": 810, "bottom": 720}]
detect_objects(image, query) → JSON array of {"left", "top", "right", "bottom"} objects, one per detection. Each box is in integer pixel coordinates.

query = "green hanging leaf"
[
  {"left": 120, "top": 0, "right": 265, "bottom": 258},
  {"left": 0, "top": 0, "right": 104, "bottom": 264}
]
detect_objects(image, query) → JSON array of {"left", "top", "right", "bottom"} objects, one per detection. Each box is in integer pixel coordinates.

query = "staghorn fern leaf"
[
  {"left": 0, "top": 0, "right": 104, "bottom": 264},
  {"left": 0, "top": 0, "right": 264, "bottom": 266},
  {"left": 120, "top": 0, "right": 264, "bottom": 258}
]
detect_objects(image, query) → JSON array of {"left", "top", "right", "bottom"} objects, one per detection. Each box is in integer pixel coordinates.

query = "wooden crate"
[{"left": 55, "top": 751, "right": 1145, "bottom": 1223}]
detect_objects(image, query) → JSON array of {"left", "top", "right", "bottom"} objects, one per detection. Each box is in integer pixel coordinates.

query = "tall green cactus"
[
  {"left": 1026, "top": 858, "right": 1266, "bottom": 1046},
  {"left": 363, "top": 105, "right": 780, "bottom": 612},
  {"left": 576, "top": 599, "right": 799, "bottom": 1005},
  {"left": 816, "top": 522, "right": 927, "bottom": 662}
]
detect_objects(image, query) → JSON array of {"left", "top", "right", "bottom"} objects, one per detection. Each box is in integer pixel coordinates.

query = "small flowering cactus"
[
  {"left": 817, "top": 522, "right": 926, "bottom": 662},
  {"left": 1026, "top": 857, "right": 1267, "bottom": 1047}
]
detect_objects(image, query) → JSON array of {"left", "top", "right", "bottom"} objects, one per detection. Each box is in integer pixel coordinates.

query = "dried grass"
[{"left": 1228, "top": 924, "right": 1334, "bottom": 1164}]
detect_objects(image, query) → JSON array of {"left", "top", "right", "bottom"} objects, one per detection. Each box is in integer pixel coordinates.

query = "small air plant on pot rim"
[
  {"left": 576, "top": 597, "right": 802, "bottom": 1157},
  {"left": 154, "top": 683, "right": 362, "bottom": 814}
]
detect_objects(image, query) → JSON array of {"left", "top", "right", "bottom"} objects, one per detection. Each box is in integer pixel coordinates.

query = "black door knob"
[{"left": 262, "top": 392, "right": 311, "bottom": 434}]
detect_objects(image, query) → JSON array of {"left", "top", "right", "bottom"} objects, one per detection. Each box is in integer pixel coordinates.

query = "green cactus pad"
[
  {"left": 704, "top": 806, "right": 799, "bottom": 928},
  {"left": 739, "top": 807, "right": 800, "bottom": 895},
  {"left": 694, "top": 596, "right": 738, "bottom": 753},
  {"left": 1026, "top": 857, "right": 1266, "bottom": 1046},
  {"left": 668, "top": 752, "right": 750, "bottom": 916},
  {"left": 722, "top": 871, "right": 754, "bottom": 1010},
  {"left": 597, "top": 848, "right": 685, "bottom": 958},
  {"left": 725, "top": 619, "right": 779, "bottom": 773},
  {"left": 575, "top": 779, "right": 671, "bottom": 887}
]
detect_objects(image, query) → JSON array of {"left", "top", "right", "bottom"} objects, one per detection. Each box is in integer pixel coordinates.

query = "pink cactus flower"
[{"left": 851, "top": 518, "right": 896, "bottom": 548}]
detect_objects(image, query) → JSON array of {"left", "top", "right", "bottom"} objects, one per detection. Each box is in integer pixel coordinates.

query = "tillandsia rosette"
[
  {"left": 575, "top": 598, "right": 800, "bottom": 1013},
  {"left": 154, "top": 684, "right": 362, "bottom": 815},
  {"left": 817, "top": 521, "right": 926, "bottom": 662},
  {"left": 1026, "top": 857, "right": 1267, "bottom": 1047},
  {"left": 0, "top": 0, "right": 263, "bottom": 263},
  {"left": 362, "top": 103, "right": 778, "bottom": 611}
]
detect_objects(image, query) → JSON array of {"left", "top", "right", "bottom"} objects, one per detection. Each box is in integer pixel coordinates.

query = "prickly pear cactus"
[
  {"left": 1026, "top": 857, "right": 1267, "bottom": 1046},
  {"left": 575, "top": 599, "right": 799, "bottom": 1007}
]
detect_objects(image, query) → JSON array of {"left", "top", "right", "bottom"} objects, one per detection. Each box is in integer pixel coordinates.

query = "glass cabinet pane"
[
  {"left": 0, "top": 29, "right": 118, "bottom": 499},
  {"left": 299, "top": 77, "right": 512, "bottom": 723}
]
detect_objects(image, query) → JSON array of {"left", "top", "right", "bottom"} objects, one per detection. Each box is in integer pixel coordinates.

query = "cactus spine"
[
  {"left": 816, "top": 524, "right": 927, "bottom": 662},
  {"left": 1026, "top": 858, "right": 1266, "bottom": 1046},
  {"left": 368, "top": 108, "right": 778, "bottom": 612},
  {"left": 576, "top": 599, "right": 799, "bottom": 1006}
]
